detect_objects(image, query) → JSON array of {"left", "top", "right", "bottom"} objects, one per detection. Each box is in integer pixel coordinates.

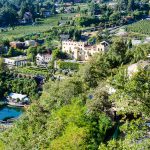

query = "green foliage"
[
  {"left": 87, "top": 84, "right": 112, "bottom": 116},
  {"left": 75, "top": 16, "right": 100, "bottom": 27},
  {"left": 0, "top": 38, "right": 150, "bottom": 149},
  {"left": 0, "top": 0, "right": 149, "bottom": 147},
  {"left": 27, "top": 46, "right": 37, "bottom": 62},
  {"left": 127, "top": 20, "right": 150, "bottom": 35},
  {"left": 125, "top": 44, "right": 150, "bottom": 63},
  {"left": 0, "top": 6, "right": 17, "bottom": 26},
  {"left": 50, "top": 123, "right": 88, "bottom": 150},
  {"left": 0, "top": 57, "right": 4, "bottom": 72},
  {"left": 99, "top": 119, "right": 150, "bottom": 150},
  {"left": 131, "top": 44, "right": 150, "bottom": 62},
  {"left": 16, "top": 66, "right": 49, "bottom": 77},
  {"left": 52, "top": 49, "right": 67, "bottom": 60},
  {"left": 109, "top": 12, "right": 120, "bottom": 22},
  {"left": 58, "top": 61, "right": 79, "bottom": 70},
  {"left": 79, "top": 38, "right": 129, "bottom": 88},
  {"left": 6, "top": 47, "right": 24, "bottom": 57},
  {"left": 128, "top": 0, "right": 135, "bottom": 11},
  {"left": 107, "top": 38, "right": 128, "bottom": 68},
  {"left": 0, "top": 94, "right": 112, "bottom": 149},
  {"left": 0, "top": 103, "right": 49, "bottom": 149},
  {"left": 40, "top": 78, "right": 84, "bottom": 110},
  {"left": 79, "top": 53, "right": 110, "bottom": 88},
  {"left": 0, "top": 58, "right": 8, "bottom": 98},
  {"left": 0, "top": 68, "right": 38, "bottom": 99},
  {"left": 6, "top": 78, "right": 38, "bottom": 100},
  {"left": 110, "top": 67, "right": 150, "bottom": 116},
  {"left": 0, "top": 13, "right": 77, "bottom": 40}
]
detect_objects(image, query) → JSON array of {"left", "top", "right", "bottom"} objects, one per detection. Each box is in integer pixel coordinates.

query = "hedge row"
[{"left": 58, "top": 61, "right": 79, "bottom": 70}]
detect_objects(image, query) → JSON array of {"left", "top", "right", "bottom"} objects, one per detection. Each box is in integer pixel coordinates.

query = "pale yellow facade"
[{"left": 62, "top": 40, "right": 109, "bottom": 61}]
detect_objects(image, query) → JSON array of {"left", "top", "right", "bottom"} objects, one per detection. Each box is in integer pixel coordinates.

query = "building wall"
[
  {"left": 62, "top": 41, "right": 85, "bottom": 53},
  {"left": 4, "top": 58, "right": 28, "bottom": 67},
  {"left": 62, "top": 41, "right": 108, "bottom": 61},
  {"left": 36, "top": 54, "right": 52, "bottom": 65},
  {"left": 4, "top": 58, "right": 15, "bottom": 65},
  {"left": 15, "top": 60, "right": 28, "bottom": 66}
]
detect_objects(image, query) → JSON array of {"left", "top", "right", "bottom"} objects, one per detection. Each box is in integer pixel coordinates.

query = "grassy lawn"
[
  {"left": 0, "top": 13, "right": 77, "bottom": 40},
  {"left": 43, "top": 13, "right": 76, "bottom": 24},
  {"left": 0, "top": 25, "right": 51, "bottom": 40}
]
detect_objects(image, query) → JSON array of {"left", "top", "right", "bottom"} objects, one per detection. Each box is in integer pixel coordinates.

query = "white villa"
[
  {"left": 4, "top": 56, "right": 28, "bottom": 67},
  {"left": 62, "top": 40, "right": 109, "bottom": 61},
  {"left": 36, "top": 53, "right": 52, "bottom": 66},
  {"left": 7, "top": 93, "right": 30, "bottom": 106}
]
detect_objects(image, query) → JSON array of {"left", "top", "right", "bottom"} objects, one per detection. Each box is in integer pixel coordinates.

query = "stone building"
[{"left": 62, "top": 40, "right": 109, "bottom": 61}]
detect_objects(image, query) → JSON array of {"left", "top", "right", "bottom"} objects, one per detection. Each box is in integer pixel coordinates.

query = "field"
[
  {"left": 0, "top": 13, "right": 77, "bottom": 40},
  {"left": 126, "top": 20, "right": 150, "bottom": 35}
]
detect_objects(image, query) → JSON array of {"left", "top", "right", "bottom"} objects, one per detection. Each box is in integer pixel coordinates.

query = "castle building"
[{"left": 62, "top": 40, "right": 109, "bottom": 61}]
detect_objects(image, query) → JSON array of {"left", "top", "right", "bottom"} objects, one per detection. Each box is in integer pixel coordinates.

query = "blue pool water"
[{"left": 0, "top": 106, "right": 24, "bottom": 121}]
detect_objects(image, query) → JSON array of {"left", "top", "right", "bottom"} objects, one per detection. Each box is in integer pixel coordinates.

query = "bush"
[
  {"left": 58, "top": 61, "right": 79, "bottom": 70},
  {"left": 75, "top": 16, "right": 100, "bottom": 27}
]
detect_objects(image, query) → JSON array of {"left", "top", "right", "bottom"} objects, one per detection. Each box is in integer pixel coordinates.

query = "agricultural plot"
[
  {"left": 0, "top": 13, "right": 77, "bottom": 40},
  {"left": 15, "top": 66, "right": 49, "bottom": 77},
  {"left": 127, "top": 20, "right": 150, "bottom": 35}
]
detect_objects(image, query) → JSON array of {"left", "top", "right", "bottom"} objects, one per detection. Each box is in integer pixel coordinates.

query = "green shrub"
[{"left": 58, "top": 61, "right": 79, "bottom": 70}]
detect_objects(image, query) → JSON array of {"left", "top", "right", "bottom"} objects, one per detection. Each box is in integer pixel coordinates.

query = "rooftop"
[
  {"left": 7, "top": 93, "right": 28, "bottom": 100},
  {"left": 6, "top": 55, "right": 28, "bottom": 61},
  {"left": 37, "top": 53, "right": 51, "bottom": 56}
]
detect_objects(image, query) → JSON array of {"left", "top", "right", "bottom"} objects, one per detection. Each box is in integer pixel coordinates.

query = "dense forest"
[{"left": 0, "top": 39, "right": 150, "bottom": 149}]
